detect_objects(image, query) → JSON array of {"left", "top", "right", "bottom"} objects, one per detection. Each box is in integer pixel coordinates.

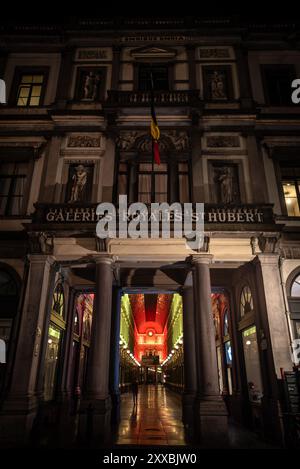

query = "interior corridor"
[{"left": 115, "top": 384, "right": 186, "bottom": 446}]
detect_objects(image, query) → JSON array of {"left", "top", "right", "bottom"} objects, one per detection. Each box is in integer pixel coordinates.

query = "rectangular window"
[
  {"left": 138, "top": 64, "right": 169, "bottom": 91},
  {"left": 0, "top": 161, "right": 29, "bottom": 216},
  {"left": 16, "top": 74, "right": 45, "bottom": 107},
  {"left": 262, "top": 65, "right": 295, "bottom": 106},
  {"left": 178, "top": 162, "right": 190, "bottom": 203},
  {"left": 242, "top": 326, "right": 263, "bottom": 403},
  {"left": 280, "top": 165, "right": 300, "bottom": 217},
  {"left": 118, "top": 162, "right": 129, "bottom": 196},
  {"left": 137, "top": 163, "right": 168, "bottom": 204}
]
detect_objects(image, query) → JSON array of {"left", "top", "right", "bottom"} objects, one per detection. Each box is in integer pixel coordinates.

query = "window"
[
  {"left": 0, "top": 267, "right": 19, "bottom": 359},
  {"left": 280, "top": 164, "right": 300, "bottom": 217},
  {"left": 178, "top": 162, "right": 190, "bottom": 203},
  {"left": 291, "top": 275, "right": 300, "bottom": 297},
  {"left": 138, "top": 64, "right": 169, "bottom": 91},
  {"left": 0, "top": 161, "right": 29, "bottom": 216},
  {"left": 240, "top": 285, "right": 254, "bottom": 317},
  {"left": 118, "top": 162, "right": 129, "bottom": 196},
  {"left": 262, "top": 65, "right": 295, "bottom": 106},
  {"left": 16, "top": 74, "right": 45, "bottom": 107},
  {"left": 52, "top": 283, "right": 65, "bottom": 319},
  {"left": 138, "top": 163, "right": 168, "bottom": 204},
  {"left": 242, "top": 326, "right": 263, "bottom": 403},
  {"left": 43, "top": 279, "right": 66, "bottom": 401}
]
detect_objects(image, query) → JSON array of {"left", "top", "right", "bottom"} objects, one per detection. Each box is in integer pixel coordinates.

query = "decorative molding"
[
  {"left": 67, "top": 135, "right": 101, "bottom": 148},
  {"left": 115, "top": 130, "right": 190, "bottom": 153},
  {"left": 75, "top": 48, "right": 112, "bottom": 61},
  {"left": 28, "top": 231, "right": 54, "bottom": 254},
  {"left": 257, "top": 233, "right": 280, "bottom": 254},
  {"left": 280, "top": 246, "right": 300, "bottom": 259},
  {"left": 206, "top": 135, "right": 240, "bottom": 148},
  {"left": 130, "top": 46, "right": 177, "bottom": 60},
  {"left": 198, "top": 47, "right": 233, "bottom": 60}
]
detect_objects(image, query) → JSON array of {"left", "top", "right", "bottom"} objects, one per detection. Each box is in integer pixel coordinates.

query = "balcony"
[{"left": 105, "top": 89, "right": 201, "bottom": 107}]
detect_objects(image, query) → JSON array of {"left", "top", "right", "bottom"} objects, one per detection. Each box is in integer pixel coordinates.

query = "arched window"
[
  {"left": 291, "top": 274, "right": 300, "bottom": 297},
  {"left": 52, "top": 282, "right": 64, "bottom": 318},
  {"left": 223, "top": 309, "right": 229, "bottom": 337},
  {"left": 0, "top": 270, "right": 18, "bottom": 296},
  {"left": 240, "top": 285, "right": 254, "bottom": 317}
]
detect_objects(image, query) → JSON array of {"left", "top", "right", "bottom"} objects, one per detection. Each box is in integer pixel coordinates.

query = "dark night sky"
[{"left": 0, "top": 1, "right": 299, "bottom": 25}]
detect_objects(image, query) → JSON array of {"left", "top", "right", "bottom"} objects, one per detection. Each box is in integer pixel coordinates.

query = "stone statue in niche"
[
  {"left": 83, "top": 71, "right": 101, "bottom": 101},
  {"left": 218, "top": 166, "right": 233, "bottom": 204},
  {"left": 211, "top": 71, "right": 227, "bottom": 100},
  {"left": 68, "top": 165, "right": 87, "bottom": 202}
]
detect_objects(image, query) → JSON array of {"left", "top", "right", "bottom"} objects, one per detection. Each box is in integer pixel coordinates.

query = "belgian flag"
[{"left": 150, "top": 74, "right": 161, "bottom": 165}]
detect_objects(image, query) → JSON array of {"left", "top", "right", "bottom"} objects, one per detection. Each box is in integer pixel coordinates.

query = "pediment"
[{"left": 130, "top": 46, "right": 177, "bottom": 60}]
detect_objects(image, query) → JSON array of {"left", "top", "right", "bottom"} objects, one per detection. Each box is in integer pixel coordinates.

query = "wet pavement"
[
  {"left": 115, "top": 384, "right": 186, "bottom": 446},
  {"left": 114, "top": 384, "right": 281, "bottom": 448}
]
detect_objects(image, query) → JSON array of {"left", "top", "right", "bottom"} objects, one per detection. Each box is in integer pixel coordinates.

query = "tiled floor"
[
  {"left": 115, "top": 384, "right": 186, "bottom": 446},
  {"left": 114, "top": 384, "right": 281, "bottom": 448}
]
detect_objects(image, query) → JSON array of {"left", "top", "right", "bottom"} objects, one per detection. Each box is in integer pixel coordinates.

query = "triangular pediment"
[{"left": 130, "top": 46, "right": 177, "bottom": 60}]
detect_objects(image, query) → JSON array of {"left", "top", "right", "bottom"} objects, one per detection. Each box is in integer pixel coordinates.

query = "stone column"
[
  {"left": 191, "top": 254, "right": 228, "bottom": 445},
  {"left": 182, "top": 281, "right": 197, "bottom": 427},
  {"left": 0, "top": 255, "right": 55, "bottom": 445},
  {"left": 254, "top": 254, "right": 292, "bottom": 376},
  {"left": 187, "top": 45, "right": 196, "bottom": 89},
  {"left": 109, "top": 287, "right": 122, "bottom": 423},
  {"left": 81, "top": 256, "right": 114, "bottom": 442}
]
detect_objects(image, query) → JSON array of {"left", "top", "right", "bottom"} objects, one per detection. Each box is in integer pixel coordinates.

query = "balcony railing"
[{"left": 105, "top": 89, "right": 201, "bottom": 107}]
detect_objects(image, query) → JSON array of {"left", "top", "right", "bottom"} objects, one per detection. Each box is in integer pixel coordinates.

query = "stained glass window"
[
  {"left": 240, "top": 285, "right": 254, "bottom": 317},
  {"left": 52, "top": 283, "right": 64, "bottom": 318}
]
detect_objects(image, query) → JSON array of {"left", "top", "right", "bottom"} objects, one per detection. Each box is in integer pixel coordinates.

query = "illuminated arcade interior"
[{"left": 67, "top": 290, "right": 231, "bottom": 395}]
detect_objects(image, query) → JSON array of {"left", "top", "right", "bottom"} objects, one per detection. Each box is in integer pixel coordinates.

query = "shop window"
[
  {"left": 44, "top": 324, "right": 62, "bottom": 401},
  {"left": 240, "top": 285, "right": 254, "bottom": 317},
  {"left": 43, "top": 279, "right": 66, "bottom": 402},
  {"left": 242, "top": 326, "right": 263, "bottom": 403},
  {"left": 288, "top": 273, "right": 300, "bottom": 341}
]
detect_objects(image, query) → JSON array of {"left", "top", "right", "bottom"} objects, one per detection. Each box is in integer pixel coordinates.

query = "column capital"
[
  {"left": 27, "top": 254, "right": 56, "bottom": 266},
  {"left": 253, "top": 253, "right": 280, "bottom": 266},
  {"left": 92, "top": 254, "right": 117, "bottom": 266},
  {"left": 188, "top": 253, "right": 213, "bottom": 266}
]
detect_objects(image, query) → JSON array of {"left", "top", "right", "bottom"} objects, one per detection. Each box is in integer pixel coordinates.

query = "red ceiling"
[{"left": 129, "top": 293, "right": 171, "bottom": 334}]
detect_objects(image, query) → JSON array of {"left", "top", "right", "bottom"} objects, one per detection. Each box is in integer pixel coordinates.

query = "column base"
[
  {"left": 0, "top": 395, "right": 39, "bottom": 446},
  {"left": 195, "top": 396, "right": 229, "bottom": 447},
  {"left": 182, "top": 392, "right": 196, "bottom": 426},
  {"left": 78, "top": 396, "right": 112, "bottom": 446}
]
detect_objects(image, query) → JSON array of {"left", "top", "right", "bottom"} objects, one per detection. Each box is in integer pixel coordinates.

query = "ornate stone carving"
[
  {"left": 68, "top": 136, "right": 101, "bottom": 148},
  {"left": 95, "top": 237, "right": 107, "bottom": 253},
  {"left": 257, "top": 233, "right": 280, "bottom": 254},
  {"left": 115, "top": 130, "right": 190, "bottom": 153},
  {"left": 28, "top": 232, "right": 54, "bottom": 254},
  {"left": 68, "top": 164, "right": 88, "bottom": 203},
  {"left": 199, "top": 48, "right": 230, "bottom": 59},
  {"left": 280, "top": 246, "right": 300, "bottom": 259},
  {"left": 207, "top": 136, "right": 240, "bottom": 148}
]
